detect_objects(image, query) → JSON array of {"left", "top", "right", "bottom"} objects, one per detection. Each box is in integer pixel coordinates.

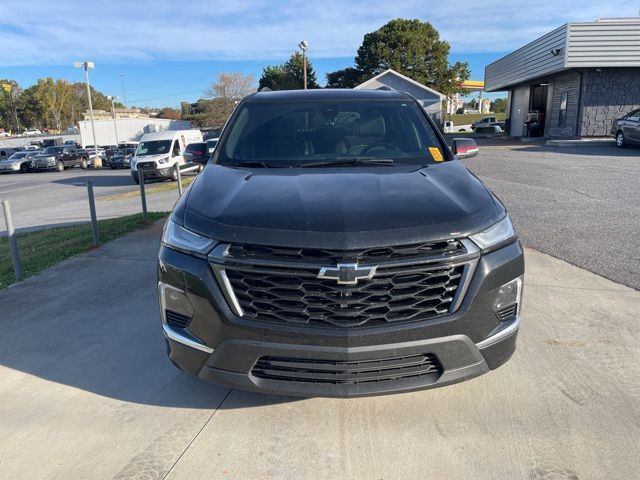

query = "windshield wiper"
[{"left": 299, "top": 157, "right": 395, "bottom": 168}]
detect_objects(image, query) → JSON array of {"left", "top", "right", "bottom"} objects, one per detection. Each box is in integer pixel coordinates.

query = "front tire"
[
  {"left": 170, "top": 167, "right": 178, "bottom": 182},
  {"left": 80, "top": 158, "right": 88, "bottom": 169},
  {"left": 56, "top": 160, "right": 64, "bottom": 172},
  {"left": 20, "top": 163, "right": 29, "bottom": 173},
  {"left": 616, "top": 131, "right": 626, "bottom": 148}
]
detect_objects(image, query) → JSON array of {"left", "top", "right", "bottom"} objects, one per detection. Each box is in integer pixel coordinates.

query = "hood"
[{"left": 179, "top": 161, "right": 504, "bottom": 249}]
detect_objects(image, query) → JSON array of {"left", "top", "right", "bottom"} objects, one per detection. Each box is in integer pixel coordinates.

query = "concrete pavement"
[{"left": 1, "top": 224, "right": 639, "bottom": 479}]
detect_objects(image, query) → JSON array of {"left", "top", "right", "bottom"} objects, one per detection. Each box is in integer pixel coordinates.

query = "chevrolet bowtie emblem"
[{"left": 317, "top": 263, "right": 377, "bottom": 285}]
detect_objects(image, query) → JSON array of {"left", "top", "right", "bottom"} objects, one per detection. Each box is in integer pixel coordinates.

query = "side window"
[
  {"left": 626, "top": 110, "right": 640, "bottom": 122},
  {"left": 558, "top": 92, "right": 568, "bottom": 128},
  {"left": 172, "top": 141, "right": 181, "bottom": 157}
]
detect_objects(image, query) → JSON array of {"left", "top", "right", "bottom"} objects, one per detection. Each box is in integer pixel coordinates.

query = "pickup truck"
[
  {"left": 471, "top": 116, "right": 505, "bottom": 131},
  {"left": 443, "top": 120, "right": 473, "bottom": 133},
  {"left": 32, "top": 145, "right": 89, "bottom": 171}
]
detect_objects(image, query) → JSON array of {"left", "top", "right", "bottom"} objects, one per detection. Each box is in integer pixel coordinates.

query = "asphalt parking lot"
[
  {"left": 465, "top": 143, "right": 640, "bottom": 290},
  {"left": 1, "top": 222, "right": 639, "bottom": 479},
  {"left": 0, "top": 168, "right": 183, "bottom": 232}
]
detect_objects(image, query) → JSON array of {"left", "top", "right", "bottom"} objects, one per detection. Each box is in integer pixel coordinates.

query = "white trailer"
[{"left": 78, "top": 118, "right": 191, "bottom": 148}]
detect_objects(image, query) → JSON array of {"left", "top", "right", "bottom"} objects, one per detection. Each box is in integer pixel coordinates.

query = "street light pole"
[
  {"left": 74, "top": 61, "right": 100, "bottom": 167},
  {"left": 298, "top": 40, "right": 308, "bottom": 89},
  {"left": 120, "top": 73, "right": 127, "bottom": 108},
  {"left": 107, "top": 96, "right": 120, "bottom": 145}
]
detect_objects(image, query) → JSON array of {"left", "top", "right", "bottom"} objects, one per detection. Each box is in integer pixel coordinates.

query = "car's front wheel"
[
  {"left": 80, "top": 158, "right": 88, "bottom": 169},
  {"left": 19, "top": 163, "right": 29, "bottom": 173},
  {"left": 56, "top": 160, "right": 64, "bottom": 172},
  {"left": 616, "top": 131, "right": 626, "bottom": 148}
]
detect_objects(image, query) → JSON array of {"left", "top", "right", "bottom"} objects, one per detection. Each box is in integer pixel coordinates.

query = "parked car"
[
  {"left": 182, "top": 142, "right": 209, "bottom": 170},
  {"left": 471, "top": 116, "right": 505, "bottom": 131},
  {"left": 0, "top": 148, "right": 18, "bottom": 159},
  {"left": 157, "top": 89, "right": 524, "bottom": 397},
  {"left": 109, "top": 148, "right": 136, "bottom": 169},
  {"left": 42, "top": 137, "right": 64, "bottom": 148},
  {"left": 130, "top": 129, "right": 203, "bottom": 184},
  {"left": 612, "top": 108, "right": 640, "bottom": 148},
  {"left": 84, "top": 145, "right": 107, "bottom": 167},
  {"left": 23, "top": 129, "right": 42, "bottom": 136},
  {"left": 0, "top": 150, "right": 39, "bottom": 173},
  {"left": 32, "top": 145, "right": 89, "bottom": 171}
]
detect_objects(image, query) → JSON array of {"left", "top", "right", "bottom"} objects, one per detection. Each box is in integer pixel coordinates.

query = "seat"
[{"left": 337, "top": 116, "right": 386, "bottom": 155}]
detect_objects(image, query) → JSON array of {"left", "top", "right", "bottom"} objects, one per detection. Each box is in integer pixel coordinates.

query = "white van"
[{"left": 130, "top": 129, "right": 203, "bottom": 184}]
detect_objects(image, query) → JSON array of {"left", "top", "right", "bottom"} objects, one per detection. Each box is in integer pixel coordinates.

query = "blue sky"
[{"left": 0, "top": 0, "right": 637, "bottom": 107}]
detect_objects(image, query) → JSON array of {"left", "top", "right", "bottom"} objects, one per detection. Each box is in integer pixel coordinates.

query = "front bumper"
[
  {"left": 0, "top": 164, "right": 20, "bottom": 172},
  {"left": 158, "top": 240, "right": 524, "bottom": 397},
  {"left": 132, "top": 166, "right": 173, "bottom": 180}
]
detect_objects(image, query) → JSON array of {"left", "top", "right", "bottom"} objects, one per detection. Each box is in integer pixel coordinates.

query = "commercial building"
[{"left": 485, "top": 17, "right": 640, "bottom": 137}]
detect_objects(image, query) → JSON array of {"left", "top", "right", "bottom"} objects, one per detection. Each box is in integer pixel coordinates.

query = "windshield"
[
  {"left": 218, "top": 99, "right": 445, "bottom": 167},
  {"left": 43, "top": 147, "right": 64, "bottom": 154},
  {"left": 9, "top": 152, "right": 27, "bottom": 159},
  {"left": 136, "top": 140, "right": 171, "bottom": 156}
]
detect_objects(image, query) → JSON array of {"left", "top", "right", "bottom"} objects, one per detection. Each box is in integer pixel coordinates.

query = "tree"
[
  {"left": 325, "top": 68, "right": 365, "bottom": 89},
  {"left": 258, "top": 52, "right": 319, "bottom": 90},
  {"left": 0, "top": 79, "right": 21, "bottom": 132},
  {"left": 491, "top": 98, "right": 507, "bottom": 113},
  {"left": 327, "top": 18, "right": 470, "bottom": 95},
  {"left": 156, "top": 107, "right": 181, "bottom": 120},
  {"left": 203, "top": 72, "right": 255, "bottom": 127}
]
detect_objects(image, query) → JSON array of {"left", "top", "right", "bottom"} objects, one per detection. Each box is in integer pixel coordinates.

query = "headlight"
[
  {"left": 469, "top": 216, "right": 516, "bottom": 251},
  {"left": 162, "top": 218, "right": 215, "bottom": 257},
  {"left": 158, "top": 156, "right": 169, "bottom": 164}
]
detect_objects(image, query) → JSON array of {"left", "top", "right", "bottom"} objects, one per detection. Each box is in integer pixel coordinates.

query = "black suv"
[{"left": 158, "top": 89, "right": 524, "bottom": 397}]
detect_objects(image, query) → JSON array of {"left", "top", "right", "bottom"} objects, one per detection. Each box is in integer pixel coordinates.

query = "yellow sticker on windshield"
[{"left": 429, "top": 147, "right": 444, "bottom": 162}]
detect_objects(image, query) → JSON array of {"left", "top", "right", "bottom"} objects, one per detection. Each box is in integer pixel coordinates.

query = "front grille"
[
  {"left": 225, "top": 262, "right": 465, "bottom": 327},
  {"left": 229, "top": 240, "right": 463, "bottom": 264},
  {"left": 214, "top": 240, "right": 477, "bottom": 328},
  {"left": 165, "top": 310, "right": 191, "bottom": 329},
  {"left": 137, "top": 162, "right": 156, "bottom": 170},
  {"left": 495, "top": 304, "right": 517, "bottom": 321},
  {"left": 252, "top": 353, "right": 443, "bottom": 385}
]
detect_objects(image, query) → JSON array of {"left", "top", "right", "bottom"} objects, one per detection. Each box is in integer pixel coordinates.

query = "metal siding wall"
[
  {"left": 567, "top": 20, "right": 640, "bottom": 67},
  {"left": 485, "top": 25, "right": 568, "bottom": 91},
  {"left": 548, "top": 72, "right": 581, "bottom": 137}
]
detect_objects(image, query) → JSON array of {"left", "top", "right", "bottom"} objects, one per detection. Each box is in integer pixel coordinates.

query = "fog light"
[
  {"left": 493, "top": 276, "right": 523, "bottom": 320},
  {"left": 158, "top": 282, "right": 194, "bottom": 326}
]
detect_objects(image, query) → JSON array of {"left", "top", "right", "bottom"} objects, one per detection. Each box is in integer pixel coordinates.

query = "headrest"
[{"left": 358, "top": 116, "right": 385, "bottom": 136}]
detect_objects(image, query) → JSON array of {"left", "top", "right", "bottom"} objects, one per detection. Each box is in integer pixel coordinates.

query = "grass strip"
[
  {"left": 0, "top": 212, "right": 168, "bottom": 289},
  {"left": 100, "top": 177, "right": 196, "bottom": 201}
]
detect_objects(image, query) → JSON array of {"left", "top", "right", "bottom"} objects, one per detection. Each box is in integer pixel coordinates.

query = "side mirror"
[
  {"left": 452, "top": 138, "right": 479, "bottom": 159},
  {"left": 183, "top": 151, "right": 194, "bottom": 161}
]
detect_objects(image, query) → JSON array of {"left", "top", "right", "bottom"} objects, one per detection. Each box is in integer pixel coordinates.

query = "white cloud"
[{"left": 0, "top": 0, "right": 637, "bottom": 65}]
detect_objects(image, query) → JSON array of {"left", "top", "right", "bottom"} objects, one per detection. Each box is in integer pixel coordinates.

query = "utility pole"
[
  {"left": 298, "top": 40, "right": 308, "bottom": 89},
  {"left": 107, "top": 95, "right": 120, "bottom": 145},
  {"left": 120, "top": 73, "right": 127, "bottom": 108},
  {"left": 74, "top": 61, "right": 100, "bottom": 167}
]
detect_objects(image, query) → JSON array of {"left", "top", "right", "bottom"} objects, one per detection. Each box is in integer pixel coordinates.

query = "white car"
[{"left": 23, "top": 129, "right": 42, "bottom": 136}]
